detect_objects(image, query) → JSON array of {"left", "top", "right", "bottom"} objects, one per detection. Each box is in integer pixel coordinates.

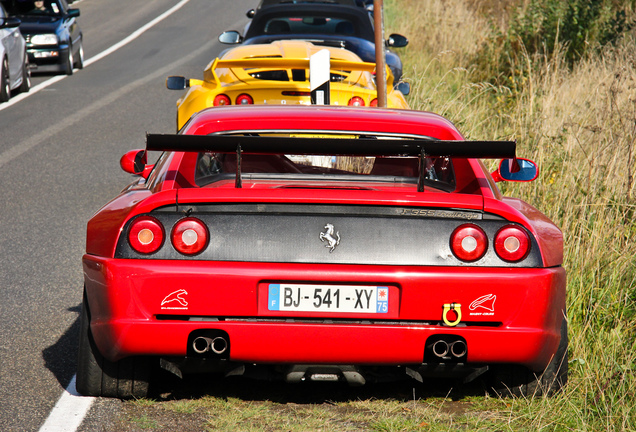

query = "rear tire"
[
  {"left": 489, "top": 319, "right": 568, "bottom": 397},
  {"left": 63, "top": 46, "right": 74, "bottom": 75},
  {"left": 1, "top": 58, "right": 10, "bottom": 102},
  {"left": 76, "top": 290, "right": 153, "bottom": 398},
  {"left": 19, "top": 55, "right": 30, "bottom": 94},
  {"left": 74, "top": 39, "right": 84, "bottom": 70}
]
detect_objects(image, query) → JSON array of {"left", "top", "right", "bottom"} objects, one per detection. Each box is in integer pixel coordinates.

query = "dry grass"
[{"left": 387, "top": 0, "right": 636, "bottom": 429}]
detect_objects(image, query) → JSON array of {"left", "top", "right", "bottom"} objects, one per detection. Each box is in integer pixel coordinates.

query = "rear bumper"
[{"left": 83, "top": 255, "right": 566, "bottom": 371}]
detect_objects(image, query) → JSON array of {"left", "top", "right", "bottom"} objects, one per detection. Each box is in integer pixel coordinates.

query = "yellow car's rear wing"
[{"left": 203, "top": 57, "right": 390, "bottom": 87}]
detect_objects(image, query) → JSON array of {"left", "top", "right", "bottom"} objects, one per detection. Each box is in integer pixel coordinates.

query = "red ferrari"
[{"left": 77, "top": 105, "right": 567, "bottom": 398}]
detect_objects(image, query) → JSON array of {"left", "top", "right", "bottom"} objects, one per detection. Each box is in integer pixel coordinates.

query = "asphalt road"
[{"left": 0, "top": 0, "right": 255, "bottom": 430}]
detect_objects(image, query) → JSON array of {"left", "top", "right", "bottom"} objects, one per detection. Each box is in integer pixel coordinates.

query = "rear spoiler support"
[
  {"left": 418, "top": 148, "right": 426, "bottom": 193},
  {"left": 146, "top": 134, "right": 516, "bottom": 192},
  {"left": 236, "top": 144, "right": 242, "bottom": 189}
]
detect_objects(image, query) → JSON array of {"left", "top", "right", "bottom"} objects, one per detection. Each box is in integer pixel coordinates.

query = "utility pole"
[{"left": 373, "top": 0, "right": 387, "bottom": 108}]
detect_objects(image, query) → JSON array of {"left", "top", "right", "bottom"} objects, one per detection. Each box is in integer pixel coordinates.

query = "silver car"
[{"left": 0, "top": 3, "right": 29, "bottom": 102}]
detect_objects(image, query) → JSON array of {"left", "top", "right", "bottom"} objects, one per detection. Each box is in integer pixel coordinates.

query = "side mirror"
[
  {"left": 67, "top": 8, "right": 80, "bottom": 18},
  {"left": 120, "top": 150, "right": 148, "bottom": 176},
  {"left": 395, "top": 81, "right": 410, "bottom": 95},
  {"left": 246, "top": 9, "right": 255, "bottom": 18},
  {"left": 387, "top": 33, "right": 408, "bottom": 48},
  {"left": 166, "top": 76, "right": 188, "bottom": 90},
  {"left": 0, "top": 17, "right": 21, "bottom": 29},
  {"left": 218, "top": 30, "right": 243, "bottom": 44},
  {"left": 492, "top": 158, "right": 539, "bottom": 182}
]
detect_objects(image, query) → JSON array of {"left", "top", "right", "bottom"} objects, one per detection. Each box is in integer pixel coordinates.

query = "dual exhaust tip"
[
  {"left": 192, "top": 335, "right": 228, "bottom": 355},
  {"left": 429, "top": 338, "right": 467, "bottom": 361},
  {"left": 191, "top": 333, "right": 466, "bottom": 363}
]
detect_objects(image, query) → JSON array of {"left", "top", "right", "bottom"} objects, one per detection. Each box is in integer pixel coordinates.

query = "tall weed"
[
  {"left": 473, "top": 0, "right": 636, "bottom": 86},
  {"left": 387, "top": 0, "right": 636, "bottom": 428}
]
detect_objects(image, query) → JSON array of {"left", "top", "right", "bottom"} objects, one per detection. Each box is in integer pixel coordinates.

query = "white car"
[{"left": 0, "top": 3, "right": 29, "bottom": 102}]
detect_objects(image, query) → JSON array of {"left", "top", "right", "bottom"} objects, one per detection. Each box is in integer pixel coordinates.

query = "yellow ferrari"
[{"left": 167, "top": 40, "right": 410, "bottom": 130}]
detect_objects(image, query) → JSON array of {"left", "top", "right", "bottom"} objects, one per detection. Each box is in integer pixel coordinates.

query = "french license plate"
[{"left": 268, "top": 284, "right": 389, "bottom": 313}]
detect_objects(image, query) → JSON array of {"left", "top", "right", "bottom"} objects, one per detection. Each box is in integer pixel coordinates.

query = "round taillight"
[
  {"left": 494, "top": 225, "right": 530, "bottom": 262},
  {"left": 128, "top": 216, "right": 164, "bottom": 254},
  {"left": 213, "top": 94, "right": 231, "bottom": 106},
  {"left": 171, "top": 217, "right": 209, "bottom": 255},
  {"left": 348, "top": 96, "right": 365, "bottom": 106},
  {"left": 236, "top": 93, "right": 254, "bottom": 105},
  {"left": 370, "top": 98, "right": 378, "bottom": 107},
  {"left": 450, "top": 224, "right": 488, "bottom": 262}
]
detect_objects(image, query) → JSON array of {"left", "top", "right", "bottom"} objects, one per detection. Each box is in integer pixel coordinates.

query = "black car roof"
[
  {"left": 257, "top": 0, "right": 359, "bottom": 7},
  {"left": 245, "top": 4, "right": 374, "bottom": 41}
]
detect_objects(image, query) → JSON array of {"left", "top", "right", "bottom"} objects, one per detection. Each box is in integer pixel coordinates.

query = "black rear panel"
[{"left": 115, "top": 204, "right": 543, "bottom": 267}]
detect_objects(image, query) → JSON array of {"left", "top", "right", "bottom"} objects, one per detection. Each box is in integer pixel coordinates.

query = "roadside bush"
[
  {"left": 474, "top": 0, "right": 636, "bottom": 88},
  {"left": 386, "top": 0, "right": 636, "bottom": 429}
]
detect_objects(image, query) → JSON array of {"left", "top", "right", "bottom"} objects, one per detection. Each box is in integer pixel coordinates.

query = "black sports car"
[
  {"left": 0, "top": 0, "right": 82, "bottom": 75},
  {"left": 219, "top": 1, "right": 408, "bottom": 86}
]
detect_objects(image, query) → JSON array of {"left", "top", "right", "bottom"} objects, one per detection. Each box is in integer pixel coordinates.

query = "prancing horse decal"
[{"left": 319, "top": 223, "right": 341, "bottom": 252}]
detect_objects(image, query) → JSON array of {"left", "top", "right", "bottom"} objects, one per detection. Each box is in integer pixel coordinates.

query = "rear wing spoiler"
[
  {"left": 146, "top": 133, "right": 516, "bottom": 191},
  {"left": 215, "top": 57, "right": 377, "bottom": 72},
  {"left": 205, "top": 57, "right": 385, "bottom": 86}
]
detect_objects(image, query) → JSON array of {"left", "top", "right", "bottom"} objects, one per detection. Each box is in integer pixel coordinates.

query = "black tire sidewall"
[
  {"left": 75, "top": 291, "right": 105, "bottom": 396},
  {"left": 76, "top": 289, "right": 153, "bottom": 398},
  {"left": 488, "top": 318, "right": 568, "bottom": 397},
  {"left": 75, "top": 40, "right": 84, "bottom": 69},
  {"left": 64, "top": 46, "right": 73, "bottom": 75},
  {"left": 1, "top": 59, "right": 10, "bottom": 102},
  {"left": 19, "top": 55, "right": 30, "bottom": 93}
]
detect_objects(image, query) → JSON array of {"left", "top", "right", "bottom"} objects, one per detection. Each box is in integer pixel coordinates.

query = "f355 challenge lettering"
[{"left": 398, "top": 208, "right": 482, "bottom": 220}]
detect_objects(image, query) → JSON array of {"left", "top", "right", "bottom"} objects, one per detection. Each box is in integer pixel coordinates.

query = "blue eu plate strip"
[{"left": 268, "top": 284, "right": 280, "bottom": 311}]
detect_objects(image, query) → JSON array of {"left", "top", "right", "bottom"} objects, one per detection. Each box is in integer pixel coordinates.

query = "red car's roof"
[{"left": 181, "top": 105, "right": 465, "bottom": 141}]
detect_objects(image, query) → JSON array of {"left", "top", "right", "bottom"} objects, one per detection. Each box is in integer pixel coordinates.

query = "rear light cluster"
[
  {"left": 450, "top": 223, "right": 530, "bottom": 263},
  {"left": 212, "top": 93, "right": 379, "bottom": 106},
  {"left": 494, "top": 225, "right": 530, "bottom": 262},
  {"left": 450, "top": 224, "right": 487, "bottom": 262},
  {"left": 235, "top": 93, "right": 254, "bottom": 105},
  {"left": 347, "top": 97, "right": 378, "bottom": 107},
  {"left": 128, "top": 216, "right": 165, "bottom": 254},
  {"left": 213, "top": 94, "right": 254, "bottom": 106},
  {"left": 128, "top": 216, "right": 209, "bottom": 256}
]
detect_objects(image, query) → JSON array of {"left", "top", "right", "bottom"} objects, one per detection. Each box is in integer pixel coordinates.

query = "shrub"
[{"left": 475, "top": 0, "right": 635, "bottom": 86}]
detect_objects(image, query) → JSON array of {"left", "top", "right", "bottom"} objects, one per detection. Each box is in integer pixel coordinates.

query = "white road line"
[
  {"left": 0, "top": 74, "right": 66, "bottom": 110},
  {"left": 38, "top": 375, "right": 94, "bottom": 432},
  {"left": 28, "top": 2, "right": 192, "bottom": 431},
  {"left": 83, "top": 0, "right": 191, "bottom": 68},
  {"left": 0, "top": 0, "right": 194, "bottom": 171},
  {"left": 0, "top": 34, "right": 215, "bottom": 170},
  {"left": 0, "top": 0, "right": 191, "bottom": 112}
]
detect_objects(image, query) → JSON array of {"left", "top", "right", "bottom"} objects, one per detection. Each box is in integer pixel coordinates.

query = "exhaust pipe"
[
  {"left": 432, "top": 340, "right": 449, "bottom": 358},
  {"left": 426, "top": 336, "right": 468, "bottom": 362},
  {"left": 450, "top": 340, "right": 467, "bottom": 358},
  {"left": 210, "top": 336, "right": 228, "bottom": 355},
  {"left": 192, "top": 336, "right": 229, "bottom": 355},
  {"left": 193, "top": 336, "right": 213, "bottom": 354}
]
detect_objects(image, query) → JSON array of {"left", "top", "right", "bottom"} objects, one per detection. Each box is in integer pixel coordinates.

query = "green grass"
[{"left": 386, "top": 0, "right": 636, "bottom": 429}]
